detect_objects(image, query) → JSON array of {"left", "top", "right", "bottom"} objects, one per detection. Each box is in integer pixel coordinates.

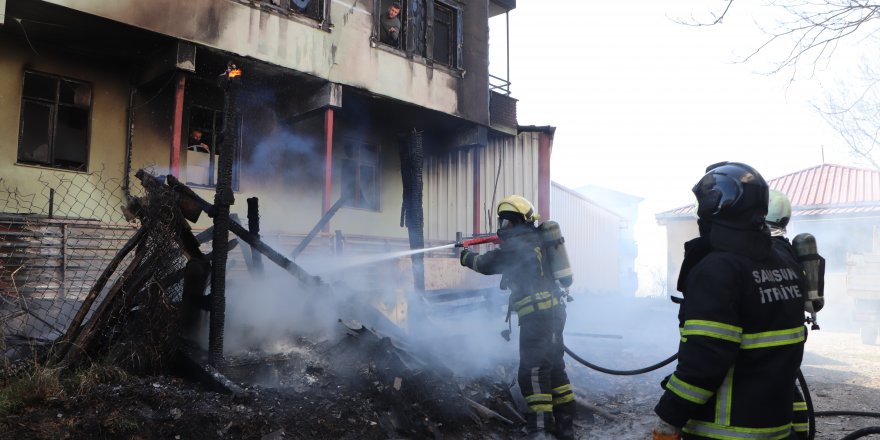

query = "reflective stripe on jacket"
[
  {"left": 655, "top": 230, "right": 808, "bottom": 439},
  {"left": 460, "top": 224, "right": 561, "bottom": 321}
]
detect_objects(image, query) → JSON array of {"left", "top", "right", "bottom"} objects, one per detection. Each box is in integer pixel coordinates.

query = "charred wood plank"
[
  {"left": 50, "top": 227, "right": 147, "bottom": 364},
  {"left": 61, "top": 245, "right": 155, "bottom": 366},
  {"left": 195, "top": 226, "right": 214, "bottom": 244},
  {"left": 229, "top": 222, "right": 322, "bottom": 286},
  {"left": 246, "top": 197, "right": 263, "bottom": 274},
  {"left": 573, "top": 395, "right": 616, "bottom": 421},
  {"left": 289, "top": 194, "right": 348, "bottom": 259},
  {"left": 464, "top": 397, "right": 514, "bottom": 425},
  {"left": 145, "top": 170, "right": 322, "bottom": 286}
]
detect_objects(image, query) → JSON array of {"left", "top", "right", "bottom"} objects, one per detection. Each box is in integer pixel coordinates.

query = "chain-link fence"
[{"left": 1, "top": 169, "right": 188, "bottom": 376}]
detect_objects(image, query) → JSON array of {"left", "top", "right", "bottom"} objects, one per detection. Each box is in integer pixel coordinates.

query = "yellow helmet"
[
  {"left": 497, "top": 195, "right": 540, "bottom": 223},
  {"left": 767, "top": 189, "right": 792, "bottom": 229}
]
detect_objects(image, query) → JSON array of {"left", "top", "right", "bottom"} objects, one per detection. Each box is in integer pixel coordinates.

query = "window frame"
[
  {"left": 184, "top": 105, "right": 243, "bottom": 191},
  {"left": 16, "top": 70, "right": 92, "bottom": 172},
  {"left": 339, "top": 139, "right": 381, "bottom": 211},
  {"left": 235, "top": 0, "right": 329, "bottom": 29},
  {"left": 372, "top": 0, "right": 464, "bottom": 72},
  {"left": 430, "top": 0, "right": 459, "bottom": 68}
]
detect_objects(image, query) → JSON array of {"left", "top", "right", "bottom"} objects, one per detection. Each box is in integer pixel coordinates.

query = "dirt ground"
[
  {"left": 569, "top": 331, "right": 880, "bottom": 440},
  {"left": 2, "top": 301, "right": 879, "bottom": 440}
]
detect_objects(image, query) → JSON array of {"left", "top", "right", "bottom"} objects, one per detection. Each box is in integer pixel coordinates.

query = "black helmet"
[{"left": 692, "top": 162, "right": 769, "bottom": 228}]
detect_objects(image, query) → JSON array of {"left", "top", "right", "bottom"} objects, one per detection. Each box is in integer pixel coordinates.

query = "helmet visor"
[{"left": 693, "top": 173, "right": 743, "bottom": 217}]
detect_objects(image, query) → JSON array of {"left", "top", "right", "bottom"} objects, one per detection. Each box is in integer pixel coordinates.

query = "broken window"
[
  {"left": 17, "top": 71, "right": 91, "bottom": 171},
  {"left": 341, "top": 141, "right": 379, "bottom": 211},
  {"left": 185, "top": 106, "right": 241, "bottom": 190},
  {"left": 245, "top": 0, "right": 325, "bottom": 21}
]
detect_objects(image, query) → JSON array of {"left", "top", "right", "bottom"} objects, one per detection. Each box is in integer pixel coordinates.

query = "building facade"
[{"left": 0, "top": 0, "right": 555, "bottom": 276}]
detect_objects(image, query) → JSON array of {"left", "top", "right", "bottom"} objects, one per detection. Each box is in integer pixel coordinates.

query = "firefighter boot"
[{"left": 552, "top": 401, "right": 576, "bottom": 440}]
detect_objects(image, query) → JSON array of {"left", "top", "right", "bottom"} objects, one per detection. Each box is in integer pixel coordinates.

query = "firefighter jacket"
[
  {"left": 460, "top": 224, "right": 562, "bottom": 320},
  {"left": 655, "top": 222, "right": 807, "bottom": 440}
]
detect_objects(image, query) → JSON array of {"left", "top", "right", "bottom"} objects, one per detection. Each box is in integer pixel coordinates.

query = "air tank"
[
  {"left": 539, "top": 220, "right": 573, "bottom": 288},
  {"left": 792, "top": 232, "right": 825, "bottom": 313}
]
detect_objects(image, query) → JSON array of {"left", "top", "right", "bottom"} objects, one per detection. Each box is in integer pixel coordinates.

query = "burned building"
[
  {"left": 0, "top": 0, "right": 572, "bottom": 370},
  {"left": 0, "top": 0, "right": 566, "bottom": 347}
]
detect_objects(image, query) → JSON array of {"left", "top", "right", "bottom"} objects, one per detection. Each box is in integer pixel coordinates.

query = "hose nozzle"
[{"left": 455, "top": 235, "right": 501, "bottom": 248}]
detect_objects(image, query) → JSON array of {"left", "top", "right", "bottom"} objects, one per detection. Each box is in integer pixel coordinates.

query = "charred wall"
[{"left": 35, "top": 0, "right": 491, "bottom": 124}]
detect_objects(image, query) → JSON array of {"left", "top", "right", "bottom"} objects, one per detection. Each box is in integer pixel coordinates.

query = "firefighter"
[
  {"left": 653, "top": 162, "right": 808, "bottom": 440},
  {"left": 460, "top": 195, "right": 575, "bottom": 440},
  {"left": 767, "top": 188, "right": 812, "bottom": 439}
]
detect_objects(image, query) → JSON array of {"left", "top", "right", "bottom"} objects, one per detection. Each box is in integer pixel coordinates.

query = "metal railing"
[{"left": 489, "top": 74, "right": 511, "bottom": 96}]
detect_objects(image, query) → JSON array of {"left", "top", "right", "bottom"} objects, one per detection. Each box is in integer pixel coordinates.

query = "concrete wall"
[{"left": 41, "top": 0, "right": 490, "bottom": 125}]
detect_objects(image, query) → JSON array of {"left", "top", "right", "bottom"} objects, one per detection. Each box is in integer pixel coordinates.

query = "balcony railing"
[{"left": 489, "top": 74, "right": 511, "bottom": 96}]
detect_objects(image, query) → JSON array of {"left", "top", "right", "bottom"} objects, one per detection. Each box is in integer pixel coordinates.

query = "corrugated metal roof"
[{"left": 656, "top": 163, "right": 880, "bottom": 220}]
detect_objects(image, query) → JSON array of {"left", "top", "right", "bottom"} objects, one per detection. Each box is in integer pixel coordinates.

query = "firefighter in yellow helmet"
[{"left": 460, "top": 195, "right": 575, "bottom": 440}]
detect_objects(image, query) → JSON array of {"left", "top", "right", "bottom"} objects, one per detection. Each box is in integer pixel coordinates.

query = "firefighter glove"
[
  {"left": 651, "top": 416, "right": 682, "bottom": 440},
  {"left": 460, "top": 249, "right": 477, "bottom": 268}
]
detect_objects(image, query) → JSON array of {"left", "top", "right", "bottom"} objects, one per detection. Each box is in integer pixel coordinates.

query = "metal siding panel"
[
  {"left": 550, "top": 184, "right": 622, "bottom": 294},
  {"left": 424, "top": 148, "right": 475, "bottom": 241}
]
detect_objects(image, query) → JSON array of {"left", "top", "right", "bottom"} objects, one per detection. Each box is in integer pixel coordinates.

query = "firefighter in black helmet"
[
  {"left": 653, "top": 162, "right": 808, "bottom": 440},
  {"left": 460, "top": 195, "right": 575, "bottom": 440}
]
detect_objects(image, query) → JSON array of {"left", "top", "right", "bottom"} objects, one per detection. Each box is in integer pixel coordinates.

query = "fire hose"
[
  {"left": 562, "top": 345, "right": 880, "bottom": 439},
  {"left": 456, "top": 237, "right": 880, "bottom": 438}
]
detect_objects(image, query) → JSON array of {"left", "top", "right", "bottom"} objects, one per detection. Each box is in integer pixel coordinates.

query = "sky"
[{"left": 489, "top": 1, "right": 872, "bottom": 294}]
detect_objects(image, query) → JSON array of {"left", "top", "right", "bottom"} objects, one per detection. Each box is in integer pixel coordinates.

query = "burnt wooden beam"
[
  {"left": 195, "top": 226, "right": 214, "bottom": 244},
  {"left": 59, "top": 246, "right": 151, "bottom": 367},
  {"left": 141, "top": 170, "right": 322, "bottom": 287},
  {"left": 246, "top": 197, "right": 263, "bottom": 274},
  {"left": 51, "top": 227, "right": 147, "bottom": 365},
  {"left": 229, "top": 222, "right": 322, "bottom": 286},
  {"left": 289, "top": 194, "right": 349, "bottom": 259}
]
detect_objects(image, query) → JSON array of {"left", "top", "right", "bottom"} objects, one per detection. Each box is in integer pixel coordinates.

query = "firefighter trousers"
[{"left": 518, "top": 306, "right": 575, "bottom": 439}]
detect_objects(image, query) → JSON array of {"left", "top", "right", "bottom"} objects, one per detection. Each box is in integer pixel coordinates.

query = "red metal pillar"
[
  {"left": 473, "top": 148, "right": 481, "bottom": 233},
  {"left": 538, "top": 131, "right": 553, "bottom": 220},
  {"left": 170, "top": 73, "right": 186, "bottom": 177},
  {"left": 322, "top": 107, "right": 334, "bottom": 232}
]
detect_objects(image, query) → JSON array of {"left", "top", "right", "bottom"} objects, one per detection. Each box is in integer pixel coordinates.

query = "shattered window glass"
[{"left": 17, "top": 71, "right": 91, "bottom": 171}]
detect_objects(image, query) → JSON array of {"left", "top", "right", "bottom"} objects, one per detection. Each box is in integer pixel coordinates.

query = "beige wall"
[
  {"left": 663, "top": 217, "right": 699, "bottom": 295},
  {"left": 44, "top": 0, "right": 464, "bottom": 119},
  {"left": 0, "top": 36, "right": 130, "bottom": 220}
]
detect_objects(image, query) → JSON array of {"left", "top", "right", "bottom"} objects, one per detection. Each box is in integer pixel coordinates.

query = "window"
[
  {"left": 374, "top": 1, "right": 461, "bottom": 69},
  {"left": 246, "top": 0, "right": 325, "bottom": 22},
  {"left": 185, "top": 106, "right": 241, "bottom": 190},
  {"left": 340, "top": 141, "right": 379, "bottom": 210},
  {"left": 431, "top": 2, "right": 456, "bottom": 66},
  {"left": 17, "top": 71, "right": 91, "bottom": 171},
  {"left": 377, "top": 0, "right": 405, "bottom": 49}
]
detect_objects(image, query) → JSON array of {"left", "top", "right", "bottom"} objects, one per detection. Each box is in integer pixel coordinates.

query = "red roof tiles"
[{"left": 657, "top": 164, "right": 880, "bottom": 219}]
